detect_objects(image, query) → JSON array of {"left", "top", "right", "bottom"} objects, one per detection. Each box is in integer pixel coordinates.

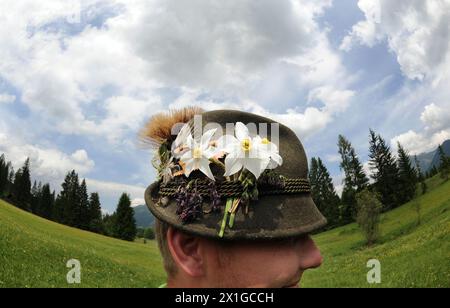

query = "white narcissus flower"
[
  {"left": 254, "top": 136, "right": 283, "bottom": 169},
  {"left": 171, "top": 123, "right": 192, "bottom": 159},
  {"left": 218, "top": 122, "right": 282, "bottom": 179},
  {"left": 179, "top": 128, "right": 219, "bottom": 180},
  {"left": 161, "top": 157, "right": 175, "bottom": 184}
]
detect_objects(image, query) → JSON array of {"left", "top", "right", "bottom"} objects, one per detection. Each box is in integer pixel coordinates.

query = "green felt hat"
[{"left": 144, "top": 109, "right": 327, "bottom": 240}]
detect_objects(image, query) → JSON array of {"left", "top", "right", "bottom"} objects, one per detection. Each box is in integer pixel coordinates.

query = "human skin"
[{"left": 166, "top": 227, "right": 323, "bottom": 288}]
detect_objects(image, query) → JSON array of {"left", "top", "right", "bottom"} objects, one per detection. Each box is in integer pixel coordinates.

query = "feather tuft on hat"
[{"left": 139, "top": 106, "right": 204, "bottom": 149}]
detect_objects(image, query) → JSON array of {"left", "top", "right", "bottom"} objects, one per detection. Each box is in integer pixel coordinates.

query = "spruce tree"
[
  {"left": 30, "top": 181, "right": 42, "bottom": 214},
  {"left": 0, "top": 154, "right": 8, "bottom": 196},
  {"left": 12, "top": 158, "right": 32, "bottom": 210},
  {"left": 414, "top": 156, "right": 427, "bottom": 194},
  {"left": 368, "top": 130, "right": 400, "bottom": 210},
  {"left": 88, "top": 192, "right": 103, "bottom": 233},
  {"left": 337, "top": 135, "right": 369, "bottom": 223},
  {"left": 77, "top": 179, "right": 90, "bottom": 230},
  {"left": 396, "top": 142, "right": 417, "bottom": 203},
  {"left": 113, "top": 193, "right": 137, "bottom": 241},
  {"left": 309, "top": 157, "right": 341, "bottom": 229},
  {"left": 429, "top": 165, "right": 439, "bottom": 178},
  {"left": 438, "top": 145, "right": 449, "bottom": 181},
  {"left": 7, "top": 165, "right": 14, "bottom": 195},
  {"left": 102, "top": 213, "right": 117, "bottom": 237},
  {"left": 59, "top": 170, "right": 80, "bottom": 226},
  {"left": 53, "top": 195, "right": 64, "bottom": 223},
  {"left": 39, "top": 184, "right": 55, "bottom": 219}
]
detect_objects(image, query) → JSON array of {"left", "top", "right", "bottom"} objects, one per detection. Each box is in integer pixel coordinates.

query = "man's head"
[
  {"left": 143, "top": 108, "right": 327, "bottom": 287},
  {"left": 155, "top": 219, "right": 323, "bottom": 288}
]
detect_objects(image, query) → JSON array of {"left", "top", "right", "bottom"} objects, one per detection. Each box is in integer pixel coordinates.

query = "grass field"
[
  {"left": 1, "top": 176, "right": 449, "bottom": 288},
  {"left": 0, "top": 201, "right": 166, "bottom": 288},
  {"left": 302, "top": 176, "right": 450, "bottom": 288}
]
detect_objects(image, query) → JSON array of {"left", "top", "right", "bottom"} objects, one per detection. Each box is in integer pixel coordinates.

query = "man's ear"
[{"left": 166, "top": 227, "right": 206, "bottom": 277}]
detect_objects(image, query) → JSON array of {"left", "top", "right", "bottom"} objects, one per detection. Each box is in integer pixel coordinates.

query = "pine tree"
[
  {"left": 30, "top": 181, "right": 42, "bottom": 214},
  {"left": 58, "top": 170, "right": 80, "bottom": 226},
  {"left": 53, "top": 195, "right": 64, "bottom": 223},
  {"left": 429, "top": 165, "right": 439, "bottom": 178},
  {"left": 437, "top": 145, "right": 449, "bottom": 181},
  {"left": 337, "top": 135, "right": 369, "bottom": 223},
  {"left": 39, "top": 184, "right": 55, "bottom": 219},
  {"left": 7, "top": 165, "right": 14, "bottom": 195},
  {"left": 368, "top": 130, "right": 401, "bottom": 210},
  {"left": 414, "top": 156, "right": 427, "bottom": 194},
  {"left": 396, "top": 142, "right": 417, "bottom": 203},
  {"left": 102, "top": 213, "right": 116, "bottom": 237},
  {"left": 88, "top": 192, "right": 103, "bottom": 233},
  {"left": 0, "top": 155, "right": 14, "bottom": 197},
  {"left": 113, "top": 193, "right": 137, "bottom": 241},
  {"left": 77, "top": 179, "right": 90, "bottom": 230},
  {"left": 309, "top": 157, "right": 341, "bottom": 229},
  {"left": 12, "top": 158, "right": 32, "bottom": 210},
  {"left": 0, "top": 154, "right": 8, "bottom": 196}
]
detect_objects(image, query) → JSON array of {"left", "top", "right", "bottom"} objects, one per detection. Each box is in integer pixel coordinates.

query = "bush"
[
  {"left": 136, "top": 227, "right": 145, "bottom": 238},
  {"left": 356, "top": 189, "right": 383, "bottom": 246},
  {"left": 144, "top": 227, "right": 155, "bottom": 240}
]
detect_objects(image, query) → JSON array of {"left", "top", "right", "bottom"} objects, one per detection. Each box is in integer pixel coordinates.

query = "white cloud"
[
  {"left": 332, "top": 172, "right": 345, "bottom": 197},
  {"left": 339, "top": 0, "right": 382, "bottom": 51},
  {"left": 131, "top": 198, "right": 145, "bottom": 207},
  {"left": 0, "top": 93, "right": 16, "bottom": 104},
  {"left": 0, "top": 132, "right": 95, "bottom": 181},
  {"left": 0, "top": 0, "right": 159, "bottom": 140},
  {"left": 0, "top": 0, "right": 355, "bottom": 149},
  {"left": 95, "top": 95, "right": 163, "bottom": 143},
  {"left": 342, "top": 0, "right": 450, "bottom": 157},
  {"left": 168, "top": 90, "right": 351, "bottom": 140},
  {"left": 326, "top": 154, "right": 341, "bottom": 163},
  {"left": 341, "top": 0, "right": 450, "bottom": 83},
  {"left": 85, "top": 178, "right": 146, "bottom": 206},
  {"left": 308, "top": 86, "right": 355, "bottom": 113},
  {"left": 362, "top": 161, "right": 375, "bottom": 181},
  {"left": 391, "top": 129, "right": 450, "bottom": 155},
  {"left": 115, "top": 0, "right": 333, "bottom": 90},
  {"left": 420, "top": 103, "right": 450, "bottom": 132},
  {"left": 391, "top": 103, "right": 450, "bottom": 155}
]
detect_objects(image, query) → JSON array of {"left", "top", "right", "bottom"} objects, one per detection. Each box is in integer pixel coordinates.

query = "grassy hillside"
[
  {"left": 1, "top": 176, "right": 449, "bottom": 288},
  {"left": 0, "top": 200, "right": 166, "bottom": 288},
  {"left": 302, "top": 177, "right": 450, "bottom": 288}
]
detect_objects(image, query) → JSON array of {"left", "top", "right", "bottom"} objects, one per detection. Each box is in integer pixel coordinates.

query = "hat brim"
[{"left": 145, "top": 181, "right": 327, "bottom": 241}]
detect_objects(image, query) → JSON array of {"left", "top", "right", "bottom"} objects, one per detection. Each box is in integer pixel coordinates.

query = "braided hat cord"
[{"left": 158, "top": 178, "right": 311, "bottom": 198}]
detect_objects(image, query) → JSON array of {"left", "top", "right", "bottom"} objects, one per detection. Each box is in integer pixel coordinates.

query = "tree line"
[
  {"left": 0, "top": 154, "right": 137, "bottom": 241},
  {"left": 309, "top": 130, "right": 449, "bottom": 231}
]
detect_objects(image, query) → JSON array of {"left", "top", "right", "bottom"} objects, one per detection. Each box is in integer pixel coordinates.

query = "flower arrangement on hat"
[{"left": 140, "top": 107, "right": 286, "bottom": 237}]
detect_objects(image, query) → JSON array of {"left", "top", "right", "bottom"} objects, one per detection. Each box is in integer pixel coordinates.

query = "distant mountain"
[
  {"left": 414, "top": 139, "right": 450, "bottom": 172},
  {"left": 133, "top": 204, "right": 155, "bottom": 228},
  {"left": 430, "top": 139, "right": 450, "bottom": 170}
]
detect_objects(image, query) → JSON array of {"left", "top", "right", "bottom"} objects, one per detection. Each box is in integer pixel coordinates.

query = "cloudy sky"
[{"left": 1, "top": 0, "right": 449, "bottom": 212}]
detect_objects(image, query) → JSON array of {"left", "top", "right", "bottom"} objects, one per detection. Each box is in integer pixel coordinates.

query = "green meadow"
[
  {"left": 1, "top": 175, "right": 449, "bottom": 288},
  {"left": 0, "top": 200, "right": 166, "bottom": 288},
  {"left": 303, "top": 176, "right": 450, "bottom": 288}
]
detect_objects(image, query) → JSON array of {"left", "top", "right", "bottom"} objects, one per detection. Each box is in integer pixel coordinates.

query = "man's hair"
[{"left": 155, "top": 219, "right": 178, "bottom": 277}]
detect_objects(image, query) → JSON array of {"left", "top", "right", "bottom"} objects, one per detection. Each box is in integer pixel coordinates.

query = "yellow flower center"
[
  {"left": 261, "top": 138, "right": 270, "bottom": 145},
  {"left": 241, "top": 138, "right": 252, "bottom": 152},
  {"left": 193, "top": 147, "right": 203, "bottom": 159}
]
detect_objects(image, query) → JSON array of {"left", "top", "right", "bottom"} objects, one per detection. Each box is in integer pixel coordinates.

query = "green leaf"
[{"left": 219, "top": 198, "right": 233, "bottom": 238}]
